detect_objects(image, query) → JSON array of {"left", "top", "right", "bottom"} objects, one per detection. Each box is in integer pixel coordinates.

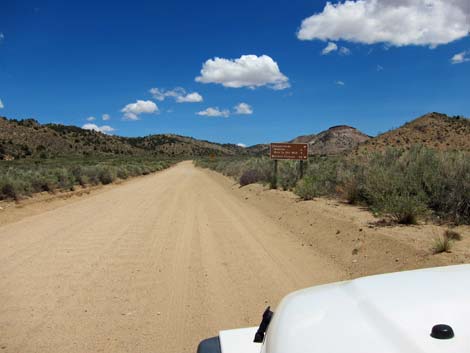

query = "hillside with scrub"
[
  {"left": 245, "top": 113, "right": 468, "bottom": 158},
  {"left": 354, "top": 112, "right": 470, "bottom": 154},
  {"left": 0, "top": 116, "right": 248, "bottom": 160}
]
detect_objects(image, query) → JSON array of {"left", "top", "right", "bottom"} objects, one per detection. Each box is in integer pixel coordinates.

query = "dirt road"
[{"left": 0, "top": 161, "right": 345, "bottom": 353}]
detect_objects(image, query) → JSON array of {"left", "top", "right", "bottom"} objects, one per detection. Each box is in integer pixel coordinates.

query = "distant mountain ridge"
[
  {"left": 0, "top": 117, "right": 248, "bottom": 159},
  {"left": 1, "top": 112, "right": 468, "bottom": 160}
]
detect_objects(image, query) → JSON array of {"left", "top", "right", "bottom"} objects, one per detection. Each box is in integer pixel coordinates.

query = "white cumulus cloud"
[
  {"left": 149, "top": 87, "right": 182, "bottom": 101},
  {"left": 195, "top": 54, "right": 290, "bottom": 90},
  {"left": 196, "top": 107, "right": 230, "bottom": 118},
  {"left": 102, "top": 114, "right": 111, "bottom": 121},
  {"left": 0, "top": 99, "right": 3, "bottom": 109},
  {"left": 322, "top": 42, "right": 338, "bottom": 54},
  {"left": 297, "top": 0, "right": 469, "bottom": 47},
  {"left": 149, "top": 87, "right": 203, "bottom": 103},
  {"left": 176, "top": 92, "right": 203, "bottom": 103},
  {"left": 335, "top": 80, "right": 346, "bottom": 86},
  {"left": 234, "top": 102, "right": 253, "bottom": 115},
  {"left": 82, "top": 123, "right": 115, "bottom": 134},
  {"left": 451, "top": 50, "right": 470, "bottom": 64},
  {"left": 121, "top": 100, "right": 158, "bottom": 120},
  {"left": 86, "top": 116, "right": 96, "bottom": 121},
  {"left": 237, "top": 143, "right": 247, "bottom": 148}
]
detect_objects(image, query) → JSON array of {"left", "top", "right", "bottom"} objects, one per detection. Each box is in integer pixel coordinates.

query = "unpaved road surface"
[{"left": 0, "top": 161, "right": 345, "bottom": 353}]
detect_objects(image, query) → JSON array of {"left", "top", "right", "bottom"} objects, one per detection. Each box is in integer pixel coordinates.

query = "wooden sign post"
[
  {"left": 272, "top": 159, "right": 278, "bottom": 189},
  {"left": 269, "top": 143, "right": 308, "bottom": 189}
]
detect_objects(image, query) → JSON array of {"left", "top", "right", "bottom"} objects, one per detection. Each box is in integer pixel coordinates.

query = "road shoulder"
[{"left": 199, "top": 166, "right": 470, "bottom": 279}]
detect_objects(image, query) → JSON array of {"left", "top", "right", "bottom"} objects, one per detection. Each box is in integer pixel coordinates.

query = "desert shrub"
[
  {"left": 0, "top": 173, "right": 31, "bottom": 199},
  {"left": 125, "top": 164, "right": 141, "bottom": 176},
  {"left": 239, "top": 169, "right": 263, "bottom": 186},
  {"left": 444, "top": 229, "right": 462, "bottom": 241},
  {"left": 252, "top": 160, "right": 272, "bottom": 182},
  {"left": 30, "top": 174, "right": 55, "bottom": 192},
  {"left": 70, "top": 166, "right": 88, "bottom": 186},
  {"left": 394, "top": 147, "right": 467, "bottom": 224},
  {"left": 294, "top": 176, "right": 322, "bottom": 200},
  {"left": 341, "top": 177, "right": 364, "bottom": 204},
  {"left": 278, "top": 160, "right": 299, "bottom": 190},
  {"left": 424, "top": 152, "right": 470, "bottom": 224},
  {"left": 97, "top": 167, "right": 115, "bottom": 185},
  {"left": 223, "top": 161, "right": 245, "bottom": 178},
  {"left": 116, "top": 167, "right": 129, "bottom": 179},
  {"left": 55, "top": 168, "right": 75, "bottom": 190},
  {"left": 354, "top": 148, "right": 428, "bottom": 224},
  {"left": 240, "top": 158, "right": 272, "bottom": 183},
  {"left": 83, "top": 166, "right": 100, "bottom": 185},
  {"left": 140, "top": 166, "right": 151, "bottom": 175},
  {"left": 378, "top": 192, "right": 427, "bottom": 224},
  {"left": 295, "top": 158, "right": 338, "bottom": 199},
  {"left": 1, "top": 181, "right": 19, "bottom": 200},
  {"left": 336, "top": 162, "right": 367, "bottom": 204}
]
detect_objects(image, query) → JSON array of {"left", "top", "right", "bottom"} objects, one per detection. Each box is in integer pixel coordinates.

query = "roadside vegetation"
[
  {"left": 195, "top": 146, "right": 470, "bottom": 225},
  {"left": 0, "top": 156, "right": 175, "bottom": 201}
]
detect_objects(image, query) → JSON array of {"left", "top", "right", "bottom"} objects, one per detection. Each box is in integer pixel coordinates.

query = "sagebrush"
[
  {"left": 195, "top": 146, "right": 470, "bottom": 224},
  {"left": 0, "top": 157, "right": 174, "bottom": 200}
]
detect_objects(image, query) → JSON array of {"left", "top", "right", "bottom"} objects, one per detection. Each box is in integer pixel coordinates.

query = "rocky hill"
[
  {"left": 245, "top": 126, "right": 370, "bottom": 156},
  {"left": 290, "top": 125, "right": 370, "bottom": 155},
  {"left": 246, "top": 126, "right": 371, "bottom": 157},
  {"left": 0, "top": 117, "right": 247, "bottom": 159},
  {"left": 355, "top": 112, "right": 470, "bottom": 154}
]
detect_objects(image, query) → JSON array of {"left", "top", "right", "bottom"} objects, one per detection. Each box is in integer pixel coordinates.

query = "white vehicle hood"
[
  {"left": 219, "top": 327, "right": 260, "bottom": 353},
  {"left": 261, "top": 265, "right": 470, "bottom": 353}
]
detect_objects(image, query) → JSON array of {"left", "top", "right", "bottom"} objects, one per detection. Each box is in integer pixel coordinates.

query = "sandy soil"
[{"left": 0, "top": 161, "right": 468, "bottom": 353}]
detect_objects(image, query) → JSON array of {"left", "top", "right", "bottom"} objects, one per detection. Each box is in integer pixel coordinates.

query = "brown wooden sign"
[{"left": 270, "top": 143, "right": 308, "bottom": 160}]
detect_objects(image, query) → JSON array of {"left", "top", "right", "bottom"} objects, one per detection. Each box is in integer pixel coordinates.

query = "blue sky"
[{"left": 1, "top": 0, "right": 469, "bottom": 146}]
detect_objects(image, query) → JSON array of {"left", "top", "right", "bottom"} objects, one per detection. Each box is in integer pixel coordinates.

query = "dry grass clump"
[
  {"left": 432, "top": 236, "right": 453, "bottom": 254},
  {"left": 432, "top": 229, "right": 463, "bottom": 254}
]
